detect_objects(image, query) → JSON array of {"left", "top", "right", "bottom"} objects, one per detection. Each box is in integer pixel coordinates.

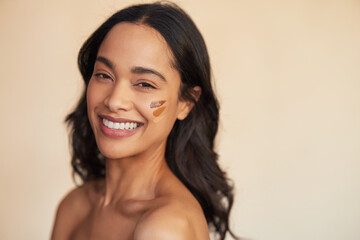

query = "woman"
[{"left": 52, "top": 2, "right": 238, "bottom": 240}]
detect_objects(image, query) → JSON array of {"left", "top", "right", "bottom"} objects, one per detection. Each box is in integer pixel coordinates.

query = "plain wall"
[{"left": 0, "top": 0, "right": 359, "bottom": 239}]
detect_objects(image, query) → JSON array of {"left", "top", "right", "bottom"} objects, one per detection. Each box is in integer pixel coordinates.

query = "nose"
[{"left": 104, "top": 81, "right": 133, "bottom": 112}]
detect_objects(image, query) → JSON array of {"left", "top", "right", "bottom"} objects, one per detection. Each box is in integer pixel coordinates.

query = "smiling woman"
[{"left": 51, "top": 2, "right": 238, "bottom": 240}]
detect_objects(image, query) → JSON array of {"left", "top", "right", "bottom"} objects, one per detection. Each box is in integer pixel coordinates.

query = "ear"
[{"left": 176, "top": 86, "right": 201, "bottom": 120}]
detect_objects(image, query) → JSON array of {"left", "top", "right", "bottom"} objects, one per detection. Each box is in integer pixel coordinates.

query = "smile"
[
  {"left": 98, "top": 115, "right": 144, "bottom": 138},
  {"left": 102, "top": 118, "right": 139, "bottom": 130}
]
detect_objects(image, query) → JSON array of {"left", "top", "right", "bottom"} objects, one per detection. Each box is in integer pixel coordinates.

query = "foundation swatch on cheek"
[
  {"left": 150, "top": 100, "right": 166, "bottom": 108},
  {"left": 153, "top": 115, "right": 165, "bottom": 123},
  {"left": 153, "top": 106, "right": 166, "bottom": 117},
  {"left": 150, "top": 100, "right": 166, "bottom": 123}
]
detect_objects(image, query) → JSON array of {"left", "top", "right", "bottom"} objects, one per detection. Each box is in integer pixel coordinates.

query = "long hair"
[{"left": 65, "top": 2, "right": 238, "bottom": 240}]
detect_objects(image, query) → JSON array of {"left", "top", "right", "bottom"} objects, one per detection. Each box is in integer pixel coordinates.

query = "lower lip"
[{"left": 99, "top": 117, "right": 141, "bottom": 138}]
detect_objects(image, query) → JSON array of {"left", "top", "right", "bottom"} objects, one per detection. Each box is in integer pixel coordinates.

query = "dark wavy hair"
[{"left": 65, "top": 2, "right": 238, "bottom": 240}]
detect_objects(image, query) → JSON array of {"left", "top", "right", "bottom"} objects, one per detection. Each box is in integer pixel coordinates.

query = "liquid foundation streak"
[
  {"left": 150, "top": 100, "right": 166, "bottom": 123},
  {"left": 153, "top": 115, "right": 165, "bottom": 123},
  {"left": 153, "top": 106, "right": 166, "bottom": 117},
  {"left": 150, "top": 100, "right": 166, "bottom": 108}
]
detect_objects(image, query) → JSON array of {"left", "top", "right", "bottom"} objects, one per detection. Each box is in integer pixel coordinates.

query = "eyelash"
[
  {"left": 94, "top": 73, "right": 156, "bottom": 89},
  {"left": 136, "top": 82, "right": 156, "bottom": 89},
  {"left": 94, "top": 73, "right": 112, "bottom": 80}
]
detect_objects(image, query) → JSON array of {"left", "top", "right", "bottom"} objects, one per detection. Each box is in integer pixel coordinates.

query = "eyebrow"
[
  {"left": 131, "top": 66, "right": 166, "bottom": 82},
  {"left": 95, "top": 56, "right": 166, "bottom": 82},
  {"left": 96, "top": 56, "right": 115, "bottom": 70}
]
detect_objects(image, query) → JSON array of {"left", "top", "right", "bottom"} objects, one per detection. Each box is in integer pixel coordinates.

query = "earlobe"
[
  {"left": 176, "top": 101, "right": 193, "bottom": 120},
  {"left": 176, "top": 86, "right": 201, "bottom": 120}
]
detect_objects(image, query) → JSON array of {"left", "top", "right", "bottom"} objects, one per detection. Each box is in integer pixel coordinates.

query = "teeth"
[{"left": 102, "top": 118, "right": 139, "bottom": 130}]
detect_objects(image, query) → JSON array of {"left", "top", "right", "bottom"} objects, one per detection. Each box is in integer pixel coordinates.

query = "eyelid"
[
  {"left": 94, "top": 73, "right": 109, "bottom": 78},
  {"left": 135, "top": 81, "right": 157, "bottom": 89},
  {"left": 93, "top": 63, "right": 114, "bottom": 78},
  {"left": 93, "top": 72, "right": 114, "bottom": 81},
  {"left": 135, "top": 78, "right": 158, "bottom": 87}
]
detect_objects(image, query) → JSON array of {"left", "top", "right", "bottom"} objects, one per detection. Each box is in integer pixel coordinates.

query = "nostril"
[{"left": 105, "top": 95, "right": 133, "bottom": 112}]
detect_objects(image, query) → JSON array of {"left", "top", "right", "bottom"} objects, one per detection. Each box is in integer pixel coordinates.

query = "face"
[{"left": 86, "top": 22, "right": 192, "bottom": 160}]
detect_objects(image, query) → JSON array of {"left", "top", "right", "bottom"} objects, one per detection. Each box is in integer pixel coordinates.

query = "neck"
[{"left": 102, "top": 143, "right": 169, "bottom": 206}]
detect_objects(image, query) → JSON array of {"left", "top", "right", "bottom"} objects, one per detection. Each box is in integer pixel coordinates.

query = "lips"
[
  {"left": 98, "top": 114, "right": 144, "bottom": 138},
  {"left": 102, "top": 118, "right": 140, "bottom": 130}
]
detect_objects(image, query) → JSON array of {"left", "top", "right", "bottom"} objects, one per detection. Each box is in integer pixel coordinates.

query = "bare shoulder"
[
  {"left": 134, "top": 196, "right": 210, "bottom": 240},
  {"left": 51, "top": 180, "right": 102, "bottom": 240}
]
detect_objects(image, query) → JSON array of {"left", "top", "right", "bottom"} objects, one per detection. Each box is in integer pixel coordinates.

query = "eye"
[
  {"left": 136, "top": 82, "right": 156, "bottom": 89},
  {"left": 94, "top": 73, "right": 112, "bottom": 81}
]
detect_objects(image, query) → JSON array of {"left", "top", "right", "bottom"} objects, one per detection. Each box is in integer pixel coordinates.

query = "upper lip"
[{"left": 99, "top": 114, "right": 144, "bottom": 124}]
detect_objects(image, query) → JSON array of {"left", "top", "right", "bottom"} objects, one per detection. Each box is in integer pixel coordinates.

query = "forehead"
[{"left": 97, "top": 22, "right": 175, "bottom": 72}]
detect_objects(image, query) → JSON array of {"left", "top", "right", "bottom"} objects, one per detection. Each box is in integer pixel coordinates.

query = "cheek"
[
  {"left": 153, "top": 106, "right": 166, "bottom": 117},
  {"left": 86, "top": 82, "right": 98, "bottom": 114},
  {"left": 86, "top": 80, "right": 107, "bottom": 124},
  {"left": 86, "top": 79, "right": 110, "bottom": 108},
  {"left": 133, "top": 96, "right": 176, "bottom": 124},
  {"left": 86, "top": 84, "right": 97, "bottom": 130},
  {"left": 152, "top": 105, "right": 166, "bottom": 123}
]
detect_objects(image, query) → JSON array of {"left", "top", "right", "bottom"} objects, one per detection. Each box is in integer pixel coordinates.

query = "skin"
[{"left": 51, "top": 22, "right": 208, "bottom": 240}]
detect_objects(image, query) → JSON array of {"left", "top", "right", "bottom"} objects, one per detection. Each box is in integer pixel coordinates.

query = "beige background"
[{"left": 1, "top": 0, "right": 359, "bottom": 239}]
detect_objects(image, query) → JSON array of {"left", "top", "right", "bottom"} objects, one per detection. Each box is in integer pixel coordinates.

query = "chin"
[
  {"left": 96, "top": 140, "right": 142, "bottom": 160},
  {"left": 98, "top": 146, "right": 129, "bottom": 160}
]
